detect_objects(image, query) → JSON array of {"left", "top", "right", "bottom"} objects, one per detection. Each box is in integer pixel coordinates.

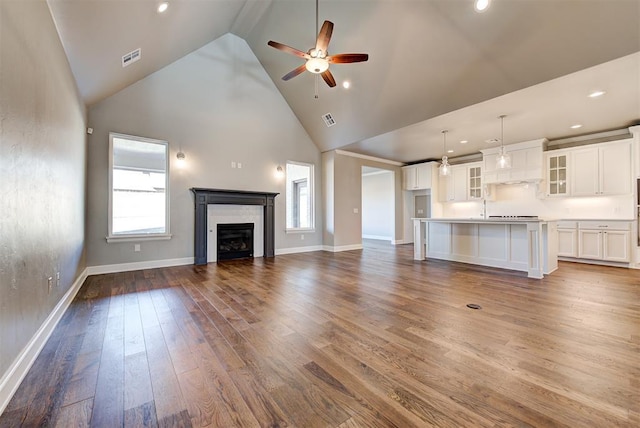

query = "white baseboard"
[
  {"left": 392, "top": 239, "right": 407, "bottom": 245},
  {"left": 86, "top": 257, "right": 194, "bottom": 275},
  {"left": 0, "top": 268, "right": 88, "bottom": 415},
  {"left": 322, "top": 244, "right": 364, "bottom": 252},
  {"left": 275, "top": 245, "right": 323, "bottom": 255},
  {"left": 362, "top": 234, "right": 392, "bottom": 241}
]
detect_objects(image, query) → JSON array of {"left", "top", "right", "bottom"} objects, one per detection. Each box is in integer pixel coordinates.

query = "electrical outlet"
[
  {"left": 231, "top": 161, "right": 236, "bottom": 168},
  {"left": 237, "top": 162, "right": 242, "bottom": 169},
  {"left": 134, "top": 244, "right": 141, "bottom": 252},
  {"left": 301, "top": 234, "right": 304, "bottom": 240},
  {"left": 418, "top": 209, "right": 424, "bottom": 214},
  {"left": 47, "top": 277, "right": 53, "bottom": 293}
]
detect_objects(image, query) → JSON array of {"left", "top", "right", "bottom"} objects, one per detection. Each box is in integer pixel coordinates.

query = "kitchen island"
[{"left": 413, "top": 218, "right": 558, "bottom": 279}]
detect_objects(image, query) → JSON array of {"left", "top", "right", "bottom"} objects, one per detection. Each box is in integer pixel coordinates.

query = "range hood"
[{"left": 481, "top": 139, "right": 547, "bottom": 186}]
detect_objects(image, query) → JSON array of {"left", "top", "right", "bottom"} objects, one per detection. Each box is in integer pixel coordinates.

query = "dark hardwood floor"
[{"left": 2, "top": 240, "right": 639, "bottom": 427}]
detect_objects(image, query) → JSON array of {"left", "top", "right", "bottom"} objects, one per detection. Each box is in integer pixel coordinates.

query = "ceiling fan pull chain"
[{"left": 315, "top": 75, "right": 319, "bottom": 99}]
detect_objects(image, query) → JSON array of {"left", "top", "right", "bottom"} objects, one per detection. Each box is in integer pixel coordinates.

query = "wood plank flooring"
[{"left": 2, "top": 240, "right": 639, "bottom": 427}]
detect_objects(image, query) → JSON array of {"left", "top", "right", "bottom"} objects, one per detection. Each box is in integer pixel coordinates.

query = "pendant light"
[
  {"left": 496, "top": 115, "right": 511, "bottom": 169},
  {"left": 439, "top": 130, "right": 451, "bottom": 176}
]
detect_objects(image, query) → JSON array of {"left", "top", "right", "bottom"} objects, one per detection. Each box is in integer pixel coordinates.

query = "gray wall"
[
  {"left": 324, "top": 151, "right": 403, "bottom": 248},
  {"left": 87, "top": 33, "right": 322, "bottom": 267},
  {"left": 362, "top": 171, "right": 394, "bottom": 240},
  {"left": 0, "top": 1, "right": 86, "bottom": 379}
]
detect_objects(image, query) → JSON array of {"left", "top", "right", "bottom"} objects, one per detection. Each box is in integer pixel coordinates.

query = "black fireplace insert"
[{"left": 217, "top": 223, "right": 254, "bottom": 261}]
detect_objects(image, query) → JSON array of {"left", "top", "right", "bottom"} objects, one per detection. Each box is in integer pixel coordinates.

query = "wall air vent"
[
  {"left": 322, "top": 113, "right": 336, "bottom": 127},
  {"left": 122, "top": 48, "right": 141, "bottom": 67}
]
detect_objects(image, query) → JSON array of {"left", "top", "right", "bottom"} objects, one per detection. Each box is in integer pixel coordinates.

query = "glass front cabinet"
[{"left": 547, "top": 152, "right": 569, "bottom": 197}]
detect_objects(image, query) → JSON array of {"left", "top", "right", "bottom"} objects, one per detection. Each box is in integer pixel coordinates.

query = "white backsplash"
[
  {"left": 441, "top": 184, "right": 635, "bottom": 220},
  {"left": 207, "top": 204, "right": 264, "bottom": 262}
]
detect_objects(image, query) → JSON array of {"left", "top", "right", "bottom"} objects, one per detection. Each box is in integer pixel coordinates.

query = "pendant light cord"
[{"left": 499, "top": 115, "right": 506, "bottom": 151}]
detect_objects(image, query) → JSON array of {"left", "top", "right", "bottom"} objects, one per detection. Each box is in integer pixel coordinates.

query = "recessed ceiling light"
[
  {"left": 474, "top": 0, "right": 491, "bottom": 13},
  {"left": 447, "top": 149, "right": 454, "bottom": 153},
  {"left": 588, "top": 90, "right": 605, "bottom": 98},
  {"left": 570, "top": 124, "right": 583, "bottom": 129},
  {"left": 342, "top": 81, "right": 351, "bottom": 89},
  {"left": 460, "top": 140, "right": 468, "bottom": 144},
  {"left": 157, "top": 2, "right": 169, "bottom": 13}
]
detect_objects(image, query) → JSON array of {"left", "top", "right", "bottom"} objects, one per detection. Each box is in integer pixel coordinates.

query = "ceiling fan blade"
[
  {"left": 321, "top": 70, "right": 336, "bottom": 87},
  {"left": 282, "top": 64, "right": 307, "bottom": 81},
  {"left": 328, "top": 53, "right": 369, "bottom": 64},
  {"left": 315, "top": 20, "right": 334, "bottom": 54},
  {"left": 267, "top": 41, "right": 309, "bottom": 59}
]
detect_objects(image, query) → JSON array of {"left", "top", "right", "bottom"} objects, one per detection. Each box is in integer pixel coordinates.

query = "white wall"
[
  {"left": 0, "top": 0, "right": 86, "bottom": 399},
  {"left": 86, "top": 33, "right": 322, "bottom": 267},
  {"left": 362, "top": 171, "right": 394, "bottom": 240}
]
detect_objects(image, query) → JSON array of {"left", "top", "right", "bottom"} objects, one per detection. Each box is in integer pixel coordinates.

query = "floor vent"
[
  {"left": 466, "top": 303, "right": 482, "bottom": 310},
  {"left": 322, "top": 113, "right": 336, "bottom": 127},
  {"left": 122, "top": 48, "right": 141, "bottom": 67}
]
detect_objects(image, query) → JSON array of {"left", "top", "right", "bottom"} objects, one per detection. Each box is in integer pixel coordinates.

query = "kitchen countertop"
[{"left": 412, "top": 217, "right": 555, "bottom": 223}]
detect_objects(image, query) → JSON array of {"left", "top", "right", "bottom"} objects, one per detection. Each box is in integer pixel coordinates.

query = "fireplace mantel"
[{"left": 191, "top": 188, "right": 279, "bottom": 265}]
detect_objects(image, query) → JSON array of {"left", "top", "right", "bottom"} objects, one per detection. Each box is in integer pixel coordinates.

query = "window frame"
[
  {"left": 285, "top": 160, "right": 315, "bottom": 233},
  {"left": 107, "top": 132, "right": 171, "bottom": 243}
]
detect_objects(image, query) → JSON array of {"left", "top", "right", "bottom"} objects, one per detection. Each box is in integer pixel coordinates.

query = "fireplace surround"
[{"left": 191, "top": 188, "right": 278, "bottom": 265}]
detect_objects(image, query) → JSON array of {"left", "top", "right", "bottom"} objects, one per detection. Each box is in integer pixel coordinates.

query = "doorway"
[{"left": 361, "top": 166, "right": 395, "bottom": 242}]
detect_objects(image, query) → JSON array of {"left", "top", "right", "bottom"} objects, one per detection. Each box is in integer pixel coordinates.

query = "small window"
[
  {"left": 286, "top": 161, "right": 314, "bottom": 231},
  {"left": 107, "top": 133, "right": 170, "bottom": 242}
]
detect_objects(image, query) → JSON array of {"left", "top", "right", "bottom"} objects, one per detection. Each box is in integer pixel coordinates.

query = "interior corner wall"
[
  {"left": 0, "top": 0, "right": 87, "bottom": 389},
  {"left": 86, "top": 33, "right": 322, "bottom": 267},
  {"left": 322, "top": 151, "right": 336, "bottom": 247},
  {"left": 329, "top": 152, "right": 403, "bottom": 248}
]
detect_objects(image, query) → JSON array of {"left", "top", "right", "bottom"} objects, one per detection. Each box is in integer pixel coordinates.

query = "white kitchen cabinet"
[
  {"left": 468, "top": 165, "right": 482, "bottom": 199},
  {"left": 603, "top": 230, "right": 631, "bottom": 262},
  {"left": 403, "top": 162, "right": 433, "bottom": 190},
  {"left": 481, "top": 139, "right": 545, "bottom": 184},
  {"left": 438, "top": 162, "right": 480, "bottom": 202},
  {"left": 571, "top": 139, "right": 632, "bottom": 196},
  {"left": 576, "top": 221, "right": 631, "bottom": 262},
  {"left": 546, "top": 151, "right": 570, "bottom": 197},
  {"left": 578, "top": 229, "right": 603, "bottom": 259},
  {"left": 557, "top": 221, "right": 578, "bottom": 257}
]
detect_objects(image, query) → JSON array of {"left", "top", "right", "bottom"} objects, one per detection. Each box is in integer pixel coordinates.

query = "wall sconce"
[
  {"left": 275, "top": 165, "right": 285, "bottom": 178},
  {"left": 176, "top": 150, "right": 186, "bottom": 168}
]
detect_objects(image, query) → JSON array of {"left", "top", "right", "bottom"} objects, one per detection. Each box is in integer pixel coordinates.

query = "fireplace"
[
  {"left": 217, "top": 223, "right": 254, "bottom": 261},
  {"left": 191, "top": 188, "right": 279, "bottom": 265}
]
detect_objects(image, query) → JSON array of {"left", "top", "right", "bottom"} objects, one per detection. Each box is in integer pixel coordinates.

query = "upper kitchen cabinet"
[
  {"left": 571, "top": 139, "right": 632, "bottom": 196},
  {"left": 481, "top": 139, "right": 546, "bottom": 185},
  {"left": 545, "top": 150, "right": 571, "bottom": 197},
  {"left": 402, "top": 162, "right": 434, "bottom": 190},
  {"left": 438, "top": 162, "right": 482, "bottom": 202}
]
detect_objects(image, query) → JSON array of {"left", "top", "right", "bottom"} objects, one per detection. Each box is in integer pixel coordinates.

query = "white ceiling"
[{"left": 48, "top": 0, "right": 640, "bottom": 164}]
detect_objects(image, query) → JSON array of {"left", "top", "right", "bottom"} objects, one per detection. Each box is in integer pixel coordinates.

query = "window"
[
  {"left": 286, "top": 161, "right": 314, "bottom": 231},
  {"left": 108, "top": 133, "right": 170, "bottom": 242}
]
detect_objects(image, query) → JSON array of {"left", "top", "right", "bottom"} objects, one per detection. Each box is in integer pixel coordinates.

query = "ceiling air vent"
[
  {"left": 122, "top": 48, "right": 141, "bottom": 67},
  {"left": 322, "top": 113, "right": 336, "bottom": 127}
]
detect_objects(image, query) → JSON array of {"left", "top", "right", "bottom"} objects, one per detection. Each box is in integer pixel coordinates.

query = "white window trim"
[
  {"left": 107, "top": 132, "right": 171, "bottom": 242},
  {"left": 285, "top": 160, "right": 315, "bottom": 232}
]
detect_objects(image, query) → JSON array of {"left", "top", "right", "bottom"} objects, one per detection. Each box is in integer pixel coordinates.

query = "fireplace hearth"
[{"left": 217, "top": 223, "right": 254, "bottom": 261}]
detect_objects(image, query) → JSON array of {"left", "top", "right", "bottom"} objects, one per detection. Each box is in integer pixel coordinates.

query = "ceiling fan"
[{"left": 267, "top": 1, "right": 368, "bottom": 89}]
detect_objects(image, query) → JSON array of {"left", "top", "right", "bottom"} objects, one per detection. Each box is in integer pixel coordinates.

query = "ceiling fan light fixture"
[{"left": 306, "top": 57, "right": 329, "bottom": 74}]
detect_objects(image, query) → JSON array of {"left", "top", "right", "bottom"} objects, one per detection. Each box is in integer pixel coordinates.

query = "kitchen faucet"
[{"left": 482, "top": 199, "right": 487, "bottom": 218}]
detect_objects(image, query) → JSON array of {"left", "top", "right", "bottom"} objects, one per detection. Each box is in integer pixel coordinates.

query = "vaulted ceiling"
[{"left": 48, "top": 0, "right": 640, "bottom": 163}]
